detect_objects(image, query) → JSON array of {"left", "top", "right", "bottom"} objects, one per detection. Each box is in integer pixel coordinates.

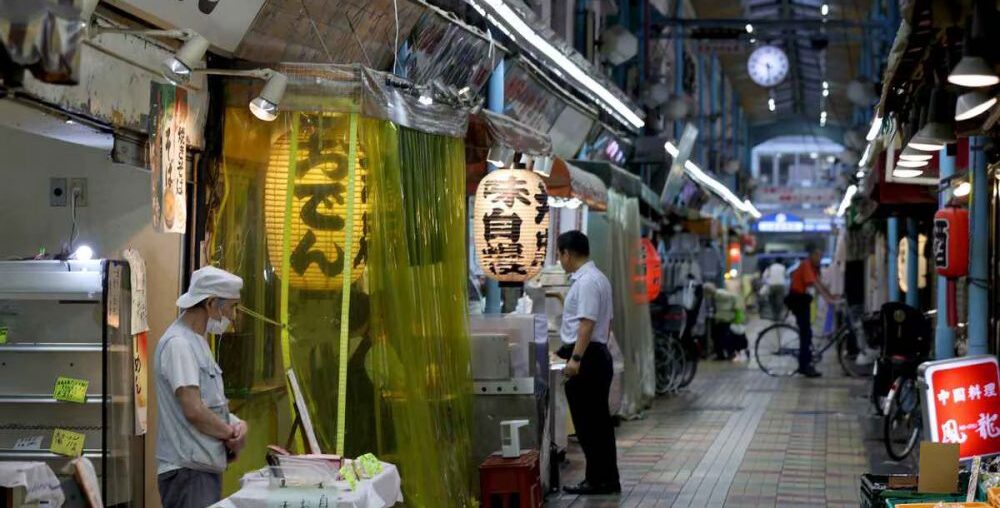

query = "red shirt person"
[{"left": 786, "top": 246, "right": 838, "bottom": 377}]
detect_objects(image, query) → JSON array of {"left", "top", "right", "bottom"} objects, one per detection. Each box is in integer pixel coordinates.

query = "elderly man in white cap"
[{"left": 155, "top": 266, "right": 248, "bottom": 507}]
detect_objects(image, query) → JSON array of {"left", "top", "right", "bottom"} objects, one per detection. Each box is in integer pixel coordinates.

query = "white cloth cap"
[{"left": 176, "top": 266, "right": 243, "bottom": 309}]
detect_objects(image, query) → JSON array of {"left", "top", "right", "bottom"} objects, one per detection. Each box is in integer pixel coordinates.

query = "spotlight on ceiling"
[
  {"left": 955, "top": 90, "right": 997, "bottom": 121},
  {"left": 248, "top": 72, "right": 287, "bottom": 122},
  {"left": 161, "top": 33, "right": 210, "bottom": 85}
]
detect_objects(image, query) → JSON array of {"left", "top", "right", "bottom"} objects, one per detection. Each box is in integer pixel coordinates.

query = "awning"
[
  {"left": 545, "top": 158, "right": 608, "bottom": 211},
  {"left": 465, "top": 110, "right": 553, "bottom": 194},
  {"left": 856, "top": 155, "right": 937, "bottom": 222},
  {"left": 569, "top": 160, "right": 664, "bottom": 216}
]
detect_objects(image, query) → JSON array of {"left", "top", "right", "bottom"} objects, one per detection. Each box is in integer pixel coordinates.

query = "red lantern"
[
  {"left": 728, "top": 241, "right": 741, "bottom": 266},
  {"left": 642, "top": 239, "right": 662, "bottom": 302},
  {"left": 934, "top": 207, "right": 969, "bottom": 327}
]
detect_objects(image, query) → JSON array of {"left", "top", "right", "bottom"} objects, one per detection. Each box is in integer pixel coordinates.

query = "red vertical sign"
[{"left": 923, "top": 356, "right": 1000, "bottom": 459}]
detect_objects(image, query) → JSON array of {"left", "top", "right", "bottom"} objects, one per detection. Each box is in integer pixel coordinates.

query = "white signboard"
[
  {"left": 107, "top": 0, "right": 267, "bottom": 53},
  {"left": 753, "top": 186, "right": 839, "bottom": 207}
]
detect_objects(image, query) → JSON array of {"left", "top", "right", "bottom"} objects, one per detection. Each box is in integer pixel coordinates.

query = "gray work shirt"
[{"left": 154, "top": 320, "right": 239, "bottom": 474}]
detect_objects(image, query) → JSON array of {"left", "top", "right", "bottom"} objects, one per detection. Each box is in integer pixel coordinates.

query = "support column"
[
  {"left": 905, "top": 218, "right": 919, "bottom": 308},
  {"left": 484, "top": 59, "right": 505, "bottom": 314},
  {"left": 711, "top": 55, "right": 720, "bottom": 169},
  {"left": 968, "top": 136, "right": 989, "bottom": 355},
  {"left": 673, "top": 6, "right": 684, "bottom": 139},
  {"left": 936, "top": 146, "right": 956, "bottom": 359},
  {"left": 697, "top": 53, "right": 706, "bottom": 164},
  {"left": 887, "top": 217, "right": 900, "bottom": 302}
]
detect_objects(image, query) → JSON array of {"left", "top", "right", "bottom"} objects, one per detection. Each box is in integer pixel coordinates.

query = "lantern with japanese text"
[
  {"left": 473, "top": 169, "right": 550, "bottom": 282},
  {"left": 264, "top": 113, "right": 368, "bottom": 290},
  {"left": 934, "top": 207, "right": 969, "bottom": 327},
  {"left": 631, "top": 238, "right": 662, "bottom": 303}
]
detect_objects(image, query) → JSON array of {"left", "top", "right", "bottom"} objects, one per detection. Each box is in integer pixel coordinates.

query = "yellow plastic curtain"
[{"left": 211, "top": 107, "right": 474, "bottom": 505}]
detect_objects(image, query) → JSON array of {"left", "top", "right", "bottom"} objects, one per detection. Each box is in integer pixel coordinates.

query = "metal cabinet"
[{"left": 0, "top": 260, "right": 140, "bottom": 506}]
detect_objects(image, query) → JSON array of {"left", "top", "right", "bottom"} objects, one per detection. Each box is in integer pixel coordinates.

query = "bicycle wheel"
[
  {"left": 884, "top": 376, "right": 922, "bottom": 461},
  {"left": 667, "top": 335, "right": 687, "bottom": 392},
  {"left": 678, "top": 338, "right": 700, "bottom": 388},
  {"left": 836, "top": 330, "right": 871, "bottom": 378},
  {"left": 755, "top": 323, "right": 801, "bottom": 377},
  {"left": 655, "top": 332, "right": 683, "bottom": 394}
]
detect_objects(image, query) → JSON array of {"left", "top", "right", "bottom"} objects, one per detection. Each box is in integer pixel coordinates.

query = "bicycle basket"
[{"left": 879, "top": 302, "right": 932, "bottom": 361}]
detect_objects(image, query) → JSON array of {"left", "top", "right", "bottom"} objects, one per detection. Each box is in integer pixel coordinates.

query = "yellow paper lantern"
[
  {"left": 265, "top": 113, "right": 368, "bottom": 290},
  {"left": 473, "top": 169, "right": 550, "bottom": 282}
]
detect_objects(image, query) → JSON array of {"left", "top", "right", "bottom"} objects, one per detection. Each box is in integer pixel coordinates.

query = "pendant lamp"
[
  {"left": 955, "top": 90, "right": 997, "bottom": 121},
  {"left": 948, "top": 3, "right": 999, "bottom": 88}
]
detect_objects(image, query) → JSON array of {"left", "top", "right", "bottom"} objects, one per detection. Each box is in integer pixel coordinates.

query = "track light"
[
  {"left": 955, "top": 90, "right": 997, "bottom": 121},
  {"left": 162, "top": 34, "right": 210, "bottom": 85},
  {"left": 899, "top": 145, "right": 933, "bottom": 161},
  {"left": 248, "top": 72, "right": 287, "bottom": 122}
]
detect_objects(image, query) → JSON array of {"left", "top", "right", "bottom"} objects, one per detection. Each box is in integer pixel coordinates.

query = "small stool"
[{"left": 479, "top": 450, "right": 542, "bottom": 508}]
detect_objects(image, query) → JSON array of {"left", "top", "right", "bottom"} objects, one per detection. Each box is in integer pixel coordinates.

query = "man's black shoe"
[
  {"left": 798, "top": 369, "right": 822, "bottom": 378},
  {"left": 562, "top": 480, "right": 621, "bottom": 495}
]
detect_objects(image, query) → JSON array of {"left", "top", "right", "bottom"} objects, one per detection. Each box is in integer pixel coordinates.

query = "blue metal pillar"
[
  {"left": 968, "top": 136, "right": 989, "bottom": 355},
  {"left": 721, "top": 81, "right": 729, "bottom": 163},
  {"left": 905, "top": 218, "right": 919, "bottom": 308},
  {"left": 484, "top": 59, "right": 505, "bottom": 314},
  {"left": 697, "top": 52, "right": 706, "bottom": 164},
  {"left": 935, "top": 147, "right": 956, "bottom": 359},
  {"left": 887, "top": 218, "right": 901, "bottom": 302}
]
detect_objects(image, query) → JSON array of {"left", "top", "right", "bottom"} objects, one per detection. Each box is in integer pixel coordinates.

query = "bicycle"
[
  {"left": 879, "top": 307, "right": 935, "bottom": 461},
  {"left": 754, "top": 302, "right": 864, "bottom": 377},
  {"left": 652, "top": 303, "right": 700, "bottom": 393}
]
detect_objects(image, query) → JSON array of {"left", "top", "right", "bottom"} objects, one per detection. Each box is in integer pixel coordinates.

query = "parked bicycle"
[
  {"left": 652, "top": 303, "right": 701, "bottom": 394},
  {"left": 755, "top": 302, "right": 866, "bottom": 377},
  {"left": 877, "top": 306, "right": 934, "bottom": 461}
]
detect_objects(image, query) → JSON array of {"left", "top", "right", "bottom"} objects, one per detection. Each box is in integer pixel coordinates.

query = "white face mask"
[{"left": 206, "top": 316, "right": 231, "bottom": 335}]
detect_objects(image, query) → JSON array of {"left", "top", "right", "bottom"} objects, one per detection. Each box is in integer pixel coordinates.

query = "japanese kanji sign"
[
  {"left": 473, "top": 169, "right": 550, "bottom": 282},
  {"left": 265, "top": 113, "right": 368, "bottom": 290},
  {"left": 149, "top": 82, "right": 188, "bottom": 234},
  {"left": 921, "top": 355, "right": 1000, "bottom": 459}
]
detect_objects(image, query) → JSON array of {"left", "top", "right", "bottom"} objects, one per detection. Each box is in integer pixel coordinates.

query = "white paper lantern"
[{"left": 473, "top": 169, "right": 550, "bottom": 282}]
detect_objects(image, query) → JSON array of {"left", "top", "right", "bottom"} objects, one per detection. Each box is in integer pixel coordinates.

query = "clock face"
[{"left": 747, "top": 45, "right": 789, "bottom": 87}]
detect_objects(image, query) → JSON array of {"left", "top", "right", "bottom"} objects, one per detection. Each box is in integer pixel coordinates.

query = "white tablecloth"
[
  {"left": 213, "top": 463, "right": 402, "bottom": 508},
  {"left": 0, "top": 462, "right": 64, "bottom": 506}
]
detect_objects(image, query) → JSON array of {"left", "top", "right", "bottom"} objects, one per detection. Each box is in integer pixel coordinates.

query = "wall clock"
[{"left": 747, "top": 45, "right": 789, "bottom": 87}]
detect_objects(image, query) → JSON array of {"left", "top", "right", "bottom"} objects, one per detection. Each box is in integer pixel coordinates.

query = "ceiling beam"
[
  {"left": 654, "top": 18, "right": 874, "bottom": 30},
  {"left": 780, "top": 0, "right": 804, "bottom": 116}
]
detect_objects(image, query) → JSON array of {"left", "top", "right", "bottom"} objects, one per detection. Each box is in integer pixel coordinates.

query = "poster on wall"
[
  {"left": 149, "top": 82, "right": 188, "bottom": 234},
  {"left": 122, "top": 248, "right": 149, "bottom": 435}
]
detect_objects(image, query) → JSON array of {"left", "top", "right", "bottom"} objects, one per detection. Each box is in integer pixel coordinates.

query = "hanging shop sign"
[
  {"left": 265, "top": 113, "right": 368, "bottom": 291},
  {"left": 149, "top": 83, "right": 188, "bottom": 234},
  {"left": 754, "top": 213, "right": 804, "bottom": 233},
  {"left": 107, "top": 0, "right": 267, "bottom": 53},
  {"left": 753, "top": 187, "right": 839, "bottom": 207},
  {"left": 474, "top": 169, "right": 550, "bottom": 282},
  {"left": 919, "top": 356, "right": 1000, "bottom": 460}
]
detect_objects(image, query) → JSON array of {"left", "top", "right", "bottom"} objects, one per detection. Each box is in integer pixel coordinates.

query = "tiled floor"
[{"left": 550, "top": 318, "right": 917, "bottom": 507}]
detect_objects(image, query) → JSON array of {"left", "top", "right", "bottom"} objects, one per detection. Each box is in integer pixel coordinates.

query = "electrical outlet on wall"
[
  {"left": 50, "top": 178, "right": 67, "bottom": 207},
  {"left": 69, "top": 178, "right": 88, "bottom": 207}
]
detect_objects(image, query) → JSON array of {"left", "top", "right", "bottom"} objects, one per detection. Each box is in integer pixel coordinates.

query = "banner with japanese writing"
[
  {"left": 149, "top": 82, "right": 188, "bottom": 234},
  {"left": 922, "top": 356, "right": 1000, "bottom": 459}
]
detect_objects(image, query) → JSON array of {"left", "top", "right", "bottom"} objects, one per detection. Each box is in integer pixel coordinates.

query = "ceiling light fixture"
[
  {"left": 665, "top": 141, "right": 758, "bottom": 217},
  {"left": 162, "top": 33, "right": 210, "bottom": 85},
  {"left": 837, "top": 185, "right": 857, "bottom": 217},
  {"left": 897, "top": 159, "right": 929, "bottom": 168},
  {"left": 899, "top": 145, "right": 934, "bottom": 161},
  {"left": 855, "top": 170, "right": 865, "bottom": 179},
  {"left": 822, "top": 81, "right": 829, "bottom": 90},
  {"left": 955, "top": 90, "right": 997, "bottom": 121},
  {"left": 820, "top": 3, "right": 830, "bottom": 16},
  {"left": 247, "top": 71, "right": 288, "bottom": 121},
  {"left": 473, "top": 0, "right": 644, "bottom": 129},
  {"left": 822, "top": 89, "right": 829, "bottom": 97},
  {"left": 954, "top": 181, "right": 972, "bottom": 197},
  {"left": 908, "top": 87, "right": 956, "bottom": 151},
  {"left": 948, "top": 3, "right": 998, "bottom": 88},
  {"left": 893, "top": 168, "right": 925, "bottom": 178},
  {"left": 858, "top": 143, "right": 873, "bottom": 167},
  {"left": 745, "top": 23, "right": 754, "bottom": 34},
  {"left": 768, "top": 97, "right": 776, "bottom": 112},
  {"left": 865, "top": 114, "right": 883, "bottom": 141}
]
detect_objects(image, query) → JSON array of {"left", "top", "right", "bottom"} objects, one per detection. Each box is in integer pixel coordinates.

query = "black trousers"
[
  {"left": 786, "top": 292, "right": 814, "bottom": 371},
  {"left": 564, "top": 342, "right": 620, "bottom": 486},
  {"left": 158, "top": 468, "right": 222, "bottom": 508}
]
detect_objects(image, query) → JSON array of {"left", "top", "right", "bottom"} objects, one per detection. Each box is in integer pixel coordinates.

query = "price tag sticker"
[
  {"left": 0, "top": 327, "right": 7, "bottom": 344},
  {"left": 53, "top": 377, "right": 89, "bottom": 404},
  {"left": 50, "top": 429, "right": 85, "bottom": 457},
  {"left": 13, "top": 436, "right": 43, "bottom": 450}
]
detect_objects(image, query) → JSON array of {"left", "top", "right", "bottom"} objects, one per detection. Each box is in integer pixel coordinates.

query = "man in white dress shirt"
[{"left": 556, "top": 230, "right": 620, "bottom": 495}]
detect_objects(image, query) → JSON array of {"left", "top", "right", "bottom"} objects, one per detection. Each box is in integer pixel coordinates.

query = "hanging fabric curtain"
[{"left": 209, "top": 63, "right": 474, "bottom": 504}]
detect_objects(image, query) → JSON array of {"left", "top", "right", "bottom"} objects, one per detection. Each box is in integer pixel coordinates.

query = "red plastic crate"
[{"left": 479, "top": 450, "right": 542, "bottom": 508}]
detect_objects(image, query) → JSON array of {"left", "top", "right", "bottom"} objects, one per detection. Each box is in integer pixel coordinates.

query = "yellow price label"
[
  {"left": 50, "top": 429, "right": 85, "bottom": 457},
  {"left": 53, "top": 377, "right": 89, "bottom": 404},
  {"left": 0, "top": 327, "right": 7, "bottom": 344}
]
